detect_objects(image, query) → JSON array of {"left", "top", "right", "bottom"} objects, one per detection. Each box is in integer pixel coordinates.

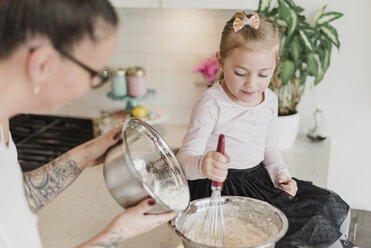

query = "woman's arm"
[
  {"left": 23, "top": 152, "right": 80, "bottom": 213},
  {"left": 23, "top": 126, "right": 122, "bottom": 213}
]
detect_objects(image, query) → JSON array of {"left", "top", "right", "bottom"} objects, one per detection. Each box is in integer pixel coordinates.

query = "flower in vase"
[{"left": 194, "top": 56, "right": 218, "bottom": 83}]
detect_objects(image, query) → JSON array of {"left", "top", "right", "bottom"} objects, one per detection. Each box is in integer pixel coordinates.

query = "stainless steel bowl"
[
  {"left": 103, "top": 118, "right": 190, "bottom": 213},
  {"left": 171, "top": 196, "right": 288, "bottom": 248}
]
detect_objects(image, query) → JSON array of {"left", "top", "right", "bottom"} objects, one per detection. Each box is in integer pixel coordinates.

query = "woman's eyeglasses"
[{"left": 57, "top": 49, "right": 110, "bottom": 89}]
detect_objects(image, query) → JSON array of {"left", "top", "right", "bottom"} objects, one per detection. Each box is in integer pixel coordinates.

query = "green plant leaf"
[
  {"left": 286, "top": 8, "right": 298, "bottom": 37},
  {"left": 321, "top": 24, "right": 340, "bottom": 48},
  {"left": 289, "top": 36, "right": 300, "bottom": 65},
  {"left": 299, "top": 30, "right": 313, "bottom": 51},
  {"left": 306, "top": 54, "right": 319, "bottom": 76},
  {"left": 278, "top": 1, "right": 290, "bottom": 21},
  {"left": 280, "top": 35, "right": 287, "bottom": 57},
  {"left": 312, "top": 5, "right": 327, "bottom": 27},
  {"left": 279, "top": 60, "right": 295, "bottom": 86},
  {"left": 317, "top": 12, "right": 343, "bottom": 25},
  {"left": 258, "top": 0, "right": 272, "bottom": 14},
  {"left": 314, "top": 70, "right": 325, "bottom": 85},
  {"left": 321, "top": 41, "right": 332, "bottom": 71},
  {"left": 302, "top": 27, "right": 317, "bottom": 37},
  {"left": 299, "top": 68, "right": 308, "bottom": 86},
  {"left": 283, "top": 0, "right": 304, "bottom": 13}
]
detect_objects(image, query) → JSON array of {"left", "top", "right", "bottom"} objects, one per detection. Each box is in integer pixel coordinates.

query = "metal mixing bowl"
[
  {"left": 103, "top": 118, "right": 190, "bottom": 213},
  {"left": 171, "top": 196, "right": 288, "bottom": 248}
]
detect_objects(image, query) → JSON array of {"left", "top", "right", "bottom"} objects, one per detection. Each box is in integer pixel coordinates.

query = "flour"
[
  {"left": 181, "top": 205, "right": 278, "bottom": 247},
  {"left": 154, "top": 182, "right": 190, "bottom": 211}
]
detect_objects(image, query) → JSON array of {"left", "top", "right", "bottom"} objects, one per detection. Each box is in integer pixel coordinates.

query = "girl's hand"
[
  {"left": 75, "top": 125, "right": 122, "bottom": 170},
  {"left": 109, "top": 198, "right": 178, "bottom": 240},
  {"left": 277, "top": 174, "right": 298, "bottom": 197},
  {"left": 201, "top": 151, "right": 229, "bottom": 182}
]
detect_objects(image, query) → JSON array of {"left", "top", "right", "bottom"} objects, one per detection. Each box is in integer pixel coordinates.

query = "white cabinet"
[
  {"left": 110, "top": 0, "right": 160, "bottom": 8},
  {"left": 161, "top": 0, "right": 258, "bottom": 10},
  {"left": 111, "top": 0, "right": 258, "bottom": 9}
]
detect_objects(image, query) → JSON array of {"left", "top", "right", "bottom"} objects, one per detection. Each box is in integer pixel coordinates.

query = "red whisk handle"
[
  {"left": 212, "top": 134, "right": 225, "bottom": 190},
  {"left": 217, "top": 134, "right": 225, "bottom": 155},
  {"left": 212, "top": 180, "right": 223, "bottom": 189}
]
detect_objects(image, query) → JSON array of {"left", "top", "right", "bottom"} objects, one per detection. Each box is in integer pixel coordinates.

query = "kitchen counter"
[{"left": 37, "top": 125, "right": 330, "bottom": 247}]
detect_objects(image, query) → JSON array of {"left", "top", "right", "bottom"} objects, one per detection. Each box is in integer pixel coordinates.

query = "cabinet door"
[
  {"left": 110, "top": 0, "right": 160, "bottom": 8},
  {"left": 161, "top": 0, "right": 258, "bottom": 10}
]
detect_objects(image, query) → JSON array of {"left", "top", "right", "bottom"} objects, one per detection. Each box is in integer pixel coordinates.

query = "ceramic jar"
[
  {"left": 111, "top": 68, "right": 127, "bottom": 97},
  {"left": 127, "top": 66, "right": 147, "bottom": 98}
]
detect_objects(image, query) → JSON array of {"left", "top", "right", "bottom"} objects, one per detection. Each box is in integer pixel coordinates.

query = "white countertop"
[{"left": 37, "top": 125, "right": 330, "bottom": 247}]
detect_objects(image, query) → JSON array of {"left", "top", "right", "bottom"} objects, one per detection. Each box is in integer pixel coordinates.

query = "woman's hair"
[
  {"left": 215, "top": 11, "right": 281, "bottom": 82},
  {"left": 0, "top": 0, "right": 118, "bottom": 59}
]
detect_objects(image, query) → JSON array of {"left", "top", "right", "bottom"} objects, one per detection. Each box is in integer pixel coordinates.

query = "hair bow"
[{"left": 233, "top": 14, "right": 260, "bottom": 32}]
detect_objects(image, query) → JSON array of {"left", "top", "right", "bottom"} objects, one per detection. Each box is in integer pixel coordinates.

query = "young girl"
[{"left": 177, "top": 11, "right": 355, "bottom": 248}]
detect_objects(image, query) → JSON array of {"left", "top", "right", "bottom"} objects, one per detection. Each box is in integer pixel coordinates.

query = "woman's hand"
[
  {"left": 201, "top": 151, "right": 229, "bottom": 182},
  {"left": 277, "top": 174, "right": 298, "bottom": 197},
  {"left": 77, "top": 198, "right": 177, "bottom": 248},
  {"left": 74, "top": 125, "right": 122, "bottom": 170},
  {"left": 109, "top": 198, "right": 178, "bottom": 240}
]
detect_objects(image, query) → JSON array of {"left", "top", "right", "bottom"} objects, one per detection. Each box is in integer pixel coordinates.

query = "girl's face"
[
  {"left": 218, "top": 46, "right": 277, "bottom": 107},
  {"left": 36, "top": 26, "right": 118, "bottom": 112}
]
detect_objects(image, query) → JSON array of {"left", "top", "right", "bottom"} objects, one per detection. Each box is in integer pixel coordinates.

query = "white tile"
[
  {"left": 145, "top": 89, "right": 181, "bottom": 108},
  {"left": 180, "top": 89, "right": 205, "bottom": 109},
  {"left": 162, "top": 35, "right": 195, "bottom": 53},
  {"left": 120, "top": 16, "right": 145, "bottom": 34},
  {"left": 181, "top": 16, "right": 218, "bottom": 36},
  {"left": 166, "top": 107, "right": 192, "bottom": 125},
  {"left": 145, "top": 53, "right": 181, "bottom": 73},
  {"left": 111, "top": 51, "right": 146, "bottom": 68},
  {"left": 124, "top": 34, "right": 163, "bottom": 52},
  {"left": 162, "top": 73, "right": 200, "bottom": 91},
  {"left": 177, "top": 54, "right": 200, "bottom": 73},
  {"left": 192, "top": 36, "right": 220, "bottom": 53},
  {"left": 146, "top": 72, "right": 164, "bottom": 89},
  {"left": 144, "top": 16, "right": 180, "bottom": 35}
]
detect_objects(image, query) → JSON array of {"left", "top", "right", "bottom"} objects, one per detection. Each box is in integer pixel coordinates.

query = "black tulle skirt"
[{"left": 188, "top": 163, "right": 349, "bottom": 248}]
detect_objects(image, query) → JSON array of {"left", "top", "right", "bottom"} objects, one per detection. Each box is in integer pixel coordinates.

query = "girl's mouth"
[{"left": 241, "top": 90, "right": 255, "bottom": 96}]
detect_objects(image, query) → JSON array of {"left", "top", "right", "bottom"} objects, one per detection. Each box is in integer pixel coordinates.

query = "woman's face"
[
  {"left": 37, "top": 26, "right": 118, "bottom": 112},
  {"left": 219, "top": 46, "right": 277, "bottom": 107}
]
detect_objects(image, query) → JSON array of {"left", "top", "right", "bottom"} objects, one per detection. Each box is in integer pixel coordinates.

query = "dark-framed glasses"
[{"left": 57, "top": 49, "right": 110, "bottom": 89}]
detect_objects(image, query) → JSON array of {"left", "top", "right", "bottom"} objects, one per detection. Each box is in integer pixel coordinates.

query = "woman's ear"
[
  {"left": 26, "top": 45, "right": 58, "bottom": 85},
  {"left": 216, "top": 51, "right": 223, "bottom": 71}
]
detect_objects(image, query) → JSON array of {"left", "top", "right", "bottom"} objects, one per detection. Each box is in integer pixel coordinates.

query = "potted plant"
[{"left": 257, "top": 0, "right": 343, "bottom": 149}]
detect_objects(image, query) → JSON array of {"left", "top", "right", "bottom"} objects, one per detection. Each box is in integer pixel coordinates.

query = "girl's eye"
[
  {"left": 234, "top": 71, "right": 245, "bottom": 76},
  {"left": 259, "top": 74, "right": 268, "bottom": 78}
]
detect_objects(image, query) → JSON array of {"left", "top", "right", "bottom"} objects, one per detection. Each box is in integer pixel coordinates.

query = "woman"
[{"left": 0, "top": 0, "right": 176, "bottom": 247}]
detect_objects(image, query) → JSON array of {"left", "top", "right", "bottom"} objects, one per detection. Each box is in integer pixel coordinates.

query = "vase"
[{"left": 276, "top": 113, "right": 300, "bottom": 150}]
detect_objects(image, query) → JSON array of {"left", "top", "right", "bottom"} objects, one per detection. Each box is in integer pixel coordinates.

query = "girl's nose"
[{"left": 244, "top": 75, "right": 254, "bottom": 87}]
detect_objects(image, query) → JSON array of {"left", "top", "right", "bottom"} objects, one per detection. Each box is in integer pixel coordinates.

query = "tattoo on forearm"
[
  {"left": 23, "top": 153, "right": 80, "bottom": 212},
  {"left": 90, "top": 231, "right": 124, "bottom": 248},
  {"left": 85, "top": 142, "right": 95, "bottom": 150}
]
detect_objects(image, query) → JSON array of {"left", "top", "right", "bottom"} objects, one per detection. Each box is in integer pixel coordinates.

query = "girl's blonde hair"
[{"left": 215, "top": 11, "right": 281, "bottom": 83}]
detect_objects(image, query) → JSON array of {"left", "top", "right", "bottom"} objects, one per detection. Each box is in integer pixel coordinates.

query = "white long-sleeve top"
[{"left": 176, "top": 82, "right": 290, "bottom": 187}]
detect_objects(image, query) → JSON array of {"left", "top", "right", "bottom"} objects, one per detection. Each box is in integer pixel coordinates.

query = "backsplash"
[{"left": 57, "top": 8, "right": 235, "bottom": 125}]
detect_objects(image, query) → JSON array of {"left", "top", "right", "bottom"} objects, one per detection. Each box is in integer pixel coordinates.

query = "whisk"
[{"left": 199, "top": 134, "right": 226, "bottom": 247}]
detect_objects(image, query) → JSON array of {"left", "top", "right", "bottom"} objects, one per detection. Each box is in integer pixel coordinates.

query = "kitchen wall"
[{"left": 58, "top": 8, "right": 235, "bottom": 125}]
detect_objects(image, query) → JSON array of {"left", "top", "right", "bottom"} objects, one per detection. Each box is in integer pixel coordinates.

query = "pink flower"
[{"left": 194, "top": 56, "right": 219, "bottom": 83}]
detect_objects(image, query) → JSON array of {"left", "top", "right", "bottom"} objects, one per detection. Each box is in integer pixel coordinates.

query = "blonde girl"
[{"left": 177, "top": 11, "right": 354, "bottom": 248}]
